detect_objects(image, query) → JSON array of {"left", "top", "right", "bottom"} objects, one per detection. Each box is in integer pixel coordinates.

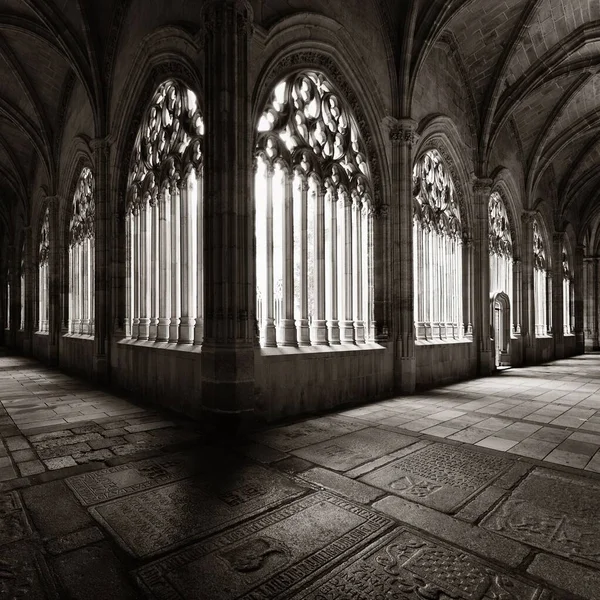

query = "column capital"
[
  {"left": 522, "top": 209, "right": 536, "bottom": 225},
  {"left": 553, "top": 231, "right": 565, "bottom": 243},
  {"left": 472, "top": 177, "right": 492, "bottom": 195},
  {"left": 202, "top": 0, "right": 254, "bottom": 35},
  {"left": 389, "top": 118, "right": 419, "bottom": 147}
]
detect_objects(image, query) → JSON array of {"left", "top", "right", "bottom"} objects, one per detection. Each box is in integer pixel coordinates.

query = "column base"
[
  {"left": 149, "top": 319, "right": 158, "bottom": 341},
  {"left": 328, "top": 320, "right": 341, "bottom": 345},
  {"left": 296, "top": 319, "right": 310, "bottom": 346},
  {"left": 168, "top": 319, "right": 180, "bottom": 343},
  {"left": 310, "top": 320, "right": 328, "bottom": 345},
  {"left": 138, "top": 318, "right": 150, "bottom": 340},
  {"left": 178, "top": 318, "right": 194, "bottom": 344},
  {"left": 261, "top": 320, "right": 277, "bottom": 347},
  {"left": 340, "top": 320, "right": 355, "bottom": 344},
  {"left": 278, "top": 320, "right": 298, "bottom": 347},
  {"left": 156, "top": 319, "right": 170, "bottom": 342}
]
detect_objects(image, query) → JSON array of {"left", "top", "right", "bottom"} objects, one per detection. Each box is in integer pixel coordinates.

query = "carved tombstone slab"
[
  {"left": 255, "top": 416, "right": 369, "bottom": 452},
  {"left": 135, "top": 491, "right": 394, "bottom": 600},
  {"left": 0, "top": 541, "right": 58, "bottom": 599},
  {"left": 0, "top": 491, "right": 31, "bottom": 547},
  {"left": 294, "top": 528, "right": 551, "bottom": 600},
  {"left": 359, "top": 443, "right": 513, "bottom": 513},
  {"left": 291, "top": 427, "right": 417, "bottom": 472},
  {"left": 89, "top": 463, "right": 307, "bottom": 558},
  {"left": 66, "top": 452, "right": 201, "bottom": 506},
  {"left": 482, "top": 468, "right": 600, "bottom": 567}
]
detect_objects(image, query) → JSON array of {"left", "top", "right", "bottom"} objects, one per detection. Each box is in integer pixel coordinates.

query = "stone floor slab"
[
  {"left": 90, "top": 463, "right": 307, "bottom": 557},
  {"left": 135, "top": 491, "right": 393, "bottom": 600},
  {"left": 360, "top": 443, "right": 512, "bottom": 513},
  {"left": 291, "top": 427, "right": 417, "bottom": 472},
  {"left": 482, "top": 467, "right": 600, "bottom": 568}
]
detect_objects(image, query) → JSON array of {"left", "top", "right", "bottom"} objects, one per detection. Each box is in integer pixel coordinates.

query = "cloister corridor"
[{"left": 1, "top": 347, "right": 600, "bottom": 599}]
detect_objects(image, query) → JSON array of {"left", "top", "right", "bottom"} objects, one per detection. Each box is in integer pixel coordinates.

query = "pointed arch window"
[
  {"left": 413, "top": 149, "right": 464, "bottom": 340},
  {"left": 5, "top": 268, "right": 10, "bottom": 331},
  {"left": 533, "top": 219, "right": 550, "bottom": 336},
  {"left": 255, "top": 71, "right": 374, "bottom": 347},
  {"left": 38, "top": 207, "right": 50, "bottom": 333},
  {"left": 562, "top": 244, "right": 573, "bottom": 334},
  {"left": 489, "top": 192, "right": 513, "bottom": 329},
  {"left": 68, "top": 167, "right": 95, "bottom": 335},
  {"left": 19, "top": 255, "right": 24, "bottom": 330},
  {"left": 126, "top": 80, "right": 204, "bottom": 345}
]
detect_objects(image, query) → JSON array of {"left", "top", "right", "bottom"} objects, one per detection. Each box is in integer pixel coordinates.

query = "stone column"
[
  {"left": 473, "top": 178, "right": 493, "bottom": 374},
  {"left": 584, "top": 255, "right": 596, "bottom": 350},
  {"left": 201, "top": 0, "right": 255, "bottom": 423},
  {"left": 552, "top": 232, "right": 564, "bottom": 358},
  {"left": 574, "top": 244, "right": 585, "bottom": 354},
  {"left": 92, "top": 138, "right": 111, "bottom": 383},
  {"left": 8, "top": 245, "right": 17, "bottom": 348},
  {"left": 47, "top": 197, "right": 61, "bottom": 365},
  {"left": 390, "top": 119, "right": 418, "bottom": 393},
  {"left": 22, "top": 226, "right": 33, "bottom": 355},
  {"left": 521, "top": 211, "right": 536, "bottom": 364}
]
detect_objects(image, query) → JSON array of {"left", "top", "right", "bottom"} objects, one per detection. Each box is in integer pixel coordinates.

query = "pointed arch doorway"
[{"left": 491, "top": 292, "right": 511, "bottom": 368}]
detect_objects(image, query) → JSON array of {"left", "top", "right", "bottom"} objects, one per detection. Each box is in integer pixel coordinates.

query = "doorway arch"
[{"left": 491, "top": 292, "right": 511, "bottom": 367}]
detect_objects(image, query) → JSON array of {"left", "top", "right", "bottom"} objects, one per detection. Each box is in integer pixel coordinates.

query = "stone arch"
[{"left": 490, "top": 168, "right": 522, "bottom": 260}]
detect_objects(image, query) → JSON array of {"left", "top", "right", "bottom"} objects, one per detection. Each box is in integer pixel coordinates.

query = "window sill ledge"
[
  {"left": 259, "top": 342, "right": 385, "bottom": 358},
  {"left": 34, "top": 331, "right": 49, "bottom": 336},
  {"left": 63, "top": 334, "right": 94, "bottom": 341},
  {"left": 117, "top": 338, "right": 203, "bottom": 355},
  {"left": 535, "top": 334, "right": 553, "bottom": 339},
  {"left": 416, "top": 338, "right": 472, "bottom": 346}
]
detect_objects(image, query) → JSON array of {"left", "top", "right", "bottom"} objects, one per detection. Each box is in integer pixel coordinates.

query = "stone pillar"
[
  {"left": 390, "top": 119, "right": 418, "bottom": 393},
  {"left": 574, "top": 244, "right": 585, "bottom": 354},
  {"left": 552, "top": 232, "right": 564, "bottom": 359},
  {"left": 584, "top": 255, "right": 597, "bottom": 350},
  {"left": 200, "top": 0, "right": 255, "bottom": 424},
  {"left": 47, "top": 197, "right": 61, "bottom": 365},
  {"left": 473, "top": 178, "right": 493, "bottom": 374},
  {"left": 22, "top": 226, "right": 33, "bottom": 355},
  {"left": 92, "top": 138, "right": 111, "bottom": 383},
  {"left": 521, "top": 211, "right": 535, "bottom": 364},
  {"left": 8, "top": 244, "right": 17, "bottom": 348}
]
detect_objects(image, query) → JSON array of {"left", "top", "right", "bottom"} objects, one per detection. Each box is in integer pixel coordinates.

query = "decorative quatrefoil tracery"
[
  {"left": 256, "top": 71, "right": 373, "bottom": 207},
  {"left": 533, "top": 220, "right": 546, "bottom": 270},
  {"left": 69, "top": 167, "right": 95, "bottom": 247},
  {"left": 488, "top": 192, "right": 512, "bottom": 258},
  {"left": 413, "top": 149, "right": 462, "bottom": 238},
  {"left": 39, "top": 207, "right": 50, "bottom": 266},
  {"left": 127, "top": 80, "right": 204, "bottom": 213}
]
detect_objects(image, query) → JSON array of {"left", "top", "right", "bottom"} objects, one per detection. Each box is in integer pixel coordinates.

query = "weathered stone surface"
[
  {"left": 455, "top": 486, "right": 506, "bottom": 523},
  {"left": 292, "top": 428, "right": 418, "bottom": 472},
  {"left": 300, "top": 467, "right": 385, "bottom": 504},
  {"left": 37, "top": 443, "right": 91, "bottom": 460},
  {"left": 90, "top": 464, "right": 307, "bottom": 557},
  {"left": 135, "top": 491, "right": 393, "bottom": 600},
  {"left": 255, "top": 416, "right": 369, "bottom": 452},
  {"left": 45, "top": 526, "right": 105, "bottom": 555},
  {"left": 43, "top": 456, "right": 77, "bottom": 470},
  {"left": 66, "top": 452, "right": 202, "bottom": 506},
  {"left": 0, "top": 491, "right": 30, "bottom": 546},
  {"left": 483, "top": 468, "right": 600, "bottom": 567},
  {"left": 527, "top": 553, "right": 600, "bottom": 600},
  {"left": 52, "top": 542, "right": 138, "bottom": 600},
  {"left": 18, "top": 459, "right": 45, "bottom": 477},
  {"left": 33, "top": 433, "right": 101, "bottom": 450},
  {"left": 295, "top": 528, "right": 547, "bottom": 600},
  {"left": 373, "top": 496, "right": 530, "bottom": 568},
  {"left": 237, "top": 442, "right": 288, "bottom": 464},
  {"left": 360, "top": 443, "right": 512, "bottom": 513},
  {"left": 22, "top": 480, "right": 94, "bottom": 538},
  {"left": 0, "top": 541, "right": 58, "bottom": 599}
]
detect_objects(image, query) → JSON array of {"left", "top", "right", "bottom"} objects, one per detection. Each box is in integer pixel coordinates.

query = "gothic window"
[
  {"left": 562, "top": 244, "right": 573, "bottom": 334},
  {"left": 68, "top": 167, "right": 95, "bottom": 335},
  {"left": 413, "top": 149, "right": 464, "bottom": 340},
  {"left": 38, "top": 207, "right": 50, "bottom": 333},
  {"left": 19, "top": 256, "right": 24, "bottom": 330},
  {"left": 533, "top": 219, "right": 550, "bottom": 336},
  {"left": 126, "top": 80, "right": 204, "bottom": 344},
  {"left": 5, "top": 269, "right": 9, "bottom": 330},
  {"left": 255, "top": 71, "right": 374, "bottom": 347},
  {"left": 489, "top": 192, "right": 513, "bottom": 327}
]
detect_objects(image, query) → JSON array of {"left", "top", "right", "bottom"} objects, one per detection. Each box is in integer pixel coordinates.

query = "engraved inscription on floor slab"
[
  {"left": 291, "top": 428, "right": 417, "bottom": 472},
  {"left": 0, "top": 541, "right": 57, "bottom": 599},
  {"left": 359, "top": 443, "right": 513, "bottom": 513},
  {"left": 66, "top": 452, "right": 201, "bottom": 506},
  {"left": 135, "top": 491, "right": 394, "bottom": 600},
  {"left": 295, "top": 528, "right": 546, "bottom": 600},
  {"left": 89, "top": 464, "right": 307, "bottom": 558},
  {"left": 255, "top": 416, "right": 369, "bottom": 452},
  {"left": 0, "top": 492, "right": 31, "bottom": 547},
  {"left": 482, "top": 468, "right": 600, "bottom": 567}
]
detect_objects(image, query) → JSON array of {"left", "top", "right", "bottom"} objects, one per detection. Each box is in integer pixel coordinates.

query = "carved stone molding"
[
  {"left": 202, "top": 0, "right": 254, "bottom": 37},
  {"left": 389, "top": 119, "right": 419, "bottom": 147}
]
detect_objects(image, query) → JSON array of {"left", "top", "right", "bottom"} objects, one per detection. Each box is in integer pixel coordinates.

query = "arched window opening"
[
  {"left": 255, "top": 71, "right": 374, "bottom": 347},
  {"left": 533, "top": 220, "right": 549, "bottom": 336},
  {"left": 68, "top": 167, "right": 95, "bottom": 335},
  {"left": 413, "top": 149, "right": 464, "bottom": 340},
  {"left": 562, "top": 244, "right": 573, "bottom": 334},
  {"left": 19, "top": 256, "right": 24, "bottom": 330},
  {"left": 489, "top": 192, "right": 513, "bottom": 332},
  {"left": 5, "top": 269, "right": 10, "bottom": 330},
  {"left": 126, "top": 80, "right": 204, "bottom": 345},
  {"left": 38, "top": 207, "right": 49, "bottom": 333}
]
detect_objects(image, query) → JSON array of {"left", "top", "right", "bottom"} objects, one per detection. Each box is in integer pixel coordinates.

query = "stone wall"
[
  {"left": 415, "top": 341, "right": 477, "bottom": 389},
  {"left": 59, "top": 336, "right": 94, "bottom": 379}
]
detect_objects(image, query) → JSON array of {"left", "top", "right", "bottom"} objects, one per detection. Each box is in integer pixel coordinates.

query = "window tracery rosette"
[
  {"left": 69, "top": 167, "right": 95, "bottom": 247},
  {"left": 256, "top": 71, "right": 373, "bottom": 209},
  {"left": 38, "top": 208, "right": 50, "bottom": 266},
  {"left": 533, "top": 220, "right": 546, "bottom": 270},
  {"left": 413, "top": 149, "right": 462, "bottom": 237},
  {"left": 488, "top": 192, "right": 512, "bottom": 258},
  {"left": 126, "top": 79, "right": 204, "bottom": 214}
]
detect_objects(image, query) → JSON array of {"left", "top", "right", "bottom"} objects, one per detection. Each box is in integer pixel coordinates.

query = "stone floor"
[{"left": 2, "top": 352, "right": 600, "bottom": 598}]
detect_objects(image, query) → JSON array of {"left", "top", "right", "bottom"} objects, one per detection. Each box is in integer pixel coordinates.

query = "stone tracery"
[
  {"left": 533, "top": 219, "right": 549, "bottom": 336},
  {"left": 38, "top": 207, "right": 50, "bottom": 333}
]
